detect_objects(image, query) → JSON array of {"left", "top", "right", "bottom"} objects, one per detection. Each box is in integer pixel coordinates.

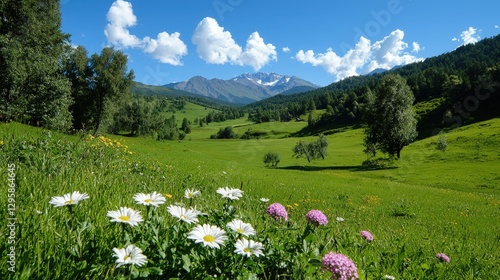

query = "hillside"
[
  {"left": 131, "top": 82, "right": 236, "bottom": 108},
  {"left": 1, "top": 117, "right": 499, "bottom": 279},
  {"left": 243, "top": 34, "right": 500, "bottom": 137}
]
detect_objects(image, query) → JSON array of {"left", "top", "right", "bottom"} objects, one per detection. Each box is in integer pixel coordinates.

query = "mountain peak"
[{"left": 163, "top": 72, "right": 318, "bottom": 104}]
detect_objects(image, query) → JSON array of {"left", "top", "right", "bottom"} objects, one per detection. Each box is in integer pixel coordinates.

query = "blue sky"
[{"left": 61, "top": 0, "right": 500, "bottom": 87}]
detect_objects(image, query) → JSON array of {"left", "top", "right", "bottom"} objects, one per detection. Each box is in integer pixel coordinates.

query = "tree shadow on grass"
[{"left": 275, "top": 165, "right": 398, "bottom": 172}]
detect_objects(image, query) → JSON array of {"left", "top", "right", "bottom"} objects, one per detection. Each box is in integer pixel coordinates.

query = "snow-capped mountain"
[{"left": 163, "top": 72, "right": 319, "bottom": 104}]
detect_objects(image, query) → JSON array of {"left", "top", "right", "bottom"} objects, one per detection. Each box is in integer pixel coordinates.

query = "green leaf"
[
  {"left": 420, "top": 263, "right": 430, "bottom": 270},
  {"left": 308, "top": 258, "right": 322, "bottom": 267},
  {"left": 182, "top": 254, "right": 191, "bottom": 272}
]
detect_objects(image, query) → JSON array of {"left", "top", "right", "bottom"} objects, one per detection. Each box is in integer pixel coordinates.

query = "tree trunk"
[{"left": 397, "top": 149, "right": 401, "bottom": 159}]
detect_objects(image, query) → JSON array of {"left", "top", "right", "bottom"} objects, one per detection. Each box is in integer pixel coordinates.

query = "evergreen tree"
[{"left": 181, "top": 117, "right": 191, "bottom": 134}]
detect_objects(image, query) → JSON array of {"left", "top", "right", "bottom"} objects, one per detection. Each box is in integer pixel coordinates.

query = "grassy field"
[{"left": 1, "top": 117, "right": 499, "bottom": 279}]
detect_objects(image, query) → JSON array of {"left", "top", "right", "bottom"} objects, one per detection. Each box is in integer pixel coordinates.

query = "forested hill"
[
  {"left": 131, "top": 82, "right": 236, "bottom": 109},
  {"left": 243, "top": 34, "right": 500, "bottom": 136}
]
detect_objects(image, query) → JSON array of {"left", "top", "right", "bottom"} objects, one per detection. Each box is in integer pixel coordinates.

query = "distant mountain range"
[{"left": 162, "top": 72, "right": 319, "bottom": 104}]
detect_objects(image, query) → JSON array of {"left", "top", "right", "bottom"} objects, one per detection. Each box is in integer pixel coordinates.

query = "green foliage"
[
  {"left": 210, "top": 126, "right": 239, "bottom": 139},
  {"left": 292, "top": 134, "right": 329, "bottom": 163},
  {"left": 364, "top": 74, "right": 418, "bottom": 158},
  {"left": 0, "top": 0, "right": 72, "bottom": 131},
  {"left": 89, "top": 47, "right": 134, "bottom": 135},
  {"left": 156, "top": 115, "right": 180, "bottom": 140},
  {"left": 62, "top": 45, "right": 93, "bottom": 130},
  {"left": 436, "top": 131, "right": 448, "bottom": 152},
  {"left": 200, "top": 107, "right": 245, "bottom": 125},
  {"left": 180, "top": 118, "right": 191, "bottom": 134},
  {"left": 241, "top": 129, "right": 268, "bottom": 139},
  {"left": 263, "top": 151, "right": 280, "bottom": 167}
]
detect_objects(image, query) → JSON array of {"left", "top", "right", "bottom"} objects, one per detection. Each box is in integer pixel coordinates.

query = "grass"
[{"left": 1, "top": 118, "right": 499, "bottom": 279}]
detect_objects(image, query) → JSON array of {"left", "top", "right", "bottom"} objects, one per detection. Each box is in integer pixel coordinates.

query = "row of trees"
[{"left": 109, "top": 95, "right": 190, "bottom": 140}]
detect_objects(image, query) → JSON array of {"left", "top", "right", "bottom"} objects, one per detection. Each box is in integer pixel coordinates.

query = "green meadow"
[{"left": 1, "top": 114, "right": 500, "bottom": 279}]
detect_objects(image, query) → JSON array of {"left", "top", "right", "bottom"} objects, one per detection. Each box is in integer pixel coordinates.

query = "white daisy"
[
  {"left": 184, "top": 188, "right": 201, "bottom": 199},
  {"left": 234, "top": 238, "right": 264, "bottom": 257},
  {"left": 227, "top": 219, "right": 256, "bottom": 236},
  {"left": 336, "top": 217, "right": 345, "bottom": 222},
  {"left": 133, "top": 191, "right": 166, "bottom": 207},
  {"left": 260, "top": 198, "right": 270, "bottom": 203},
  {"left": 107, "top": 207, "right": 143, "bottom": 226},
  {"left": 188, "top": 224, "right": 227, "bottom": 249},
  {"left": 49, "top": 191, "right": 89, "bottom": 207},
  {"left": 216, "top": 187, "right": 244, "bottom": 200},
  {"left": 167, "top": 205, "right": 199, "bottom": 224},
  {"left": 112, "top": 244, "right": 148, "bottom": 268}
]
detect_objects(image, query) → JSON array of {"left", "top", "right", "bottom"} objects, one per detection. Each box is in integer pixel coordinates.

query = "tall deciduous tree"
[
  {"left": 1, "top": 0, "right": 72, "bottom": 130},
  {"left": 89, "top": 47, "right": 134, "bottom": 135},
  {"left": 62, "top": 45, "right": 93, "bottom": 130},
  {"left": 363, "top": 74, "right": 417, "bottom": 158}
]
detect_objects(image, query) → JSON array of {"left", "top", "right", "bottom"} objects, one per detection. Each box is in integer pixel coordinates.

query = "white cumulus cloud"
[
  {"left": 105, "top": 0, "right": 187, "bottom": 65},
  {"left": 240, "top": 32, "right": 277, "bottom": 70},
  {"left": 282, "top": 47, "right": 291, "bottom": 53},
  {"left": 412, "top": 42, "right": 421, "bottom": 53},
  {"left": 104, "top": 0, "right": 141, "bottom": 47},
  {"left": 461, "top": 27, "right": 480, "bottom": 45},
  {"left": 296, "top": 29, "right": 422, "bottom": 81},
  {"left": 192, "top": 17, "right": 277, "bottom": 71},
  {"left": 495, "top": 25, "right": 499, "bottom": 29},
  {"left": 192, "top": 17, "right": 242, "bottom": 65},
  {"left": 143, "top": 32, "right": 188, "bottom": 66},
  {"left": 455, "top": 27, "right": 480, "bottom": 46}
]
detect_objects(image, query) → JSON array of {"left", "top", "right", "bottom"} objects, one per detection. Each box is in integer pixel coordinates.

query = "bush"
[
  {"left": 241, "top": 129, "right": 268, "bottom": 139},
  {"left": 436, "top": 131, "right": 448, "bottom": 152},
  {"left": 210, "top": 126, "right": 239, "bottom": 139},
  {"left": 263, "top": 152, "right": 280, "bottom": 167}
]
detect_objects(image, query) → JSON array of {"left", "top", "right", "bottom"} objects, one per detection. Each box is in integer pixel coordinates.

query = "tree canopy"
[{"left": 363, "top": 74, "right": 417, "bottom": 158}]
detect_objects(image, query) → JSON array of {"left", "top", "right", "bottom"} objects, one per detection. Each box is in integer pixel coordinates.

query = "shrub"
[
  {"left": 263, "top": 152, "right": 280, "bottom": 167},
  {"left": 210, "top": 126, "right": 239, "bottom": 139},
  {"left": 436, "top": 131, "right": 448, "bottom": 152}
]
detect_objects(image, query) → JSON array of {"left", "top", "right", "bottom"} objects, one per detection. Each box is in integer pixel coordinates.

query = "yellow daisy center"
[
  {"left": 188, "top": 193, "right": 193, "bottom": 198},
  {"left": 124, "top": 255, "right": 131, "bottom": 261},
  {"left": 244, "top": 248, "right": 252, "bottom": 253},
  {"left": 65, "top": 199, "right": 74, "bottom": 205},
  {"left": 203, "top": 235, "right": 215, "bottom": 243},
  {"left": 144, "top": 199, "right": 153, "bottom": 203},
  {"left": 236, "top": 228, "right": 244, "bottom": 233},
  {"left": 119, "top": 216, "right": 130, "bottom": 221}
]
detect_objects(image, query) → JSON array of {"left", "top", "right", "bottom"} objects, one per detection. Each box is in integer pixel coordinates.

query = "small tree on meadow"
[
  {"left": 363, "top": 74, "right": 417, "bottom": 159},
  {"left": 263, "top": 152, "right": 280, "bottom": 167},
  {"left": 292, "top": 134, "right": 329, "bottom": 163},
  {"left": 436, "top": 131, "right": 448, "bottom": 152}
]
